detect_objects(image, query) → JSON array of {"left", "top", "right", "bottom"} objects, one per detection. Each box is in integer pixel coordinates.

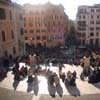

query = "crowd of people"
[
  {"left": 0, "top": 47, "right": 100, "bottom": 97},
  {"left": 80, "top": 51, "right": 100, "bottom": 83},
  {"left": 11, "top": 55, "right": 78, "bottom": 97}
]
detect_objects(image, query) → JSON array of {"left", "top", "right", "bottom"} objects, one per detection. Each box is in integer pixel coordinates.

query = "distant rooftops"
[
  {"left": 78, "top": 4, "right": 100, "bottom": 9},
  {"left": 0, "top": 0, "right": 12, "bottom": 5},
  {"left": 23, "top": 2, "right": 64, "bottom": 9},
  {"left": 94, "top": 4, "right": 100, "bottom": 7}
]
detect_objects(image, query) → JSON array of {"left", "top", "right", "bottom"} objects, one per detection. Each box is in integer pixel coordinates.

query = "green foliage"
[{"left": 65, "top": 26, "right": 79, "bottom": 46}]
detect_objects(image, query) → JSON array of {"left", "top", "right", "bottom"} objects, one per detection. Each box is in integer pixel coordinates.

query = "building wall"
[
  {"left": 0, "top": 1, "right": 18, "bottom": 59},
  {"left": 24, "top": 3, "right": 69, "bottom": 48},
  {"left": 76, "top": 5, "right": 100, "bottom": 47},
  {"left": 0, "top": 1, "right": 25, "bottom": 59},
  {"left": 13, "top": 3, "right": 25, "bottom": 56}
]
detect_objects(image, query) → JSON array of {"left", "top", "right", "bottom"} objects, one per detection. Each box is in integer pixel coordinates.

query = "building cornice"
[{"left": 0, "top": 0, "right": 12, "bottom": 5}]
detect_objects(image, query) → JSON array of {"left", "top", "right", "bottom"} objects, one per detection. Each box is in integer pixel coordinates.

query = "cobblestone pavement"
[{"left": 0, "top": 64, "right": 100, "bottom": 99}]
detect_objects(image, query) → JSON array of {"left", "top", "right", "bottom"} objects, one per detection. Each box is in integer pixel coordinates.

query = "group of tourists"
[
  {"left": 61, "top": 71, "right": 77, "bottom": 86},
  {"left": 80, "top": 51, "right": 100, "bottom": 83},
  {"left": 11, "top": 55, "right": 78, "bottom": 97},
  {"left": 1, "top": 47, "right": 100, "bottom": 97}
]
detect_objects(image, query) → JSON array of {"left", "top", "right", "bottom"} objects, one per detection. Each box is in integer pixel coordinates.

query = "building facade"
[
  {"left": 24, "top": 2, "right": 69, "bottom": 48},
  {"left": 0, "top": 0, "right": 25, "bottom": 60},
  {"left": 76, "top": 4, "right": 100, "bottom": 48},
  {"left": 13, "top": 3, "right": 25, "bottom": 56}
]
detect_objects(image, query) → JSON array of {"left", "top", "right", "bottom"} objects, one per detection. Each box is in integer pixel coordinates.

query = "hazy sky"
[{"left": 12, "top": 0, "right": 100, "bottom": 20}]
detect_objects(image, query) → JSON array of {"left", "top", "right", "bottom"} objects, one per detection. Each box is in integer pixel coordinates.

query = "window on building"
[
  {"left": 4, "top": 50, "right": 8, "bottom": 56},
  {"left": 90, "top": 21, "right": 94, "bottom": 24},
  {"left": 60, "top": 16, "right": 62, "bottom": 19},
  {"left": 24, "top": 30, "right": 27, "bottom": 33},
  {"left": 25, "top": 37, "right": 28, "bottom": 40},
  {"left": 29, "top": 22, "right": 33, "bottom": 27},
  {"left": 83, "top": 15, "right": 85, "bottom": 19},
  {"left": 96, "top": 27, "right": 100, "bottom": 30},
  {"left": 82, "top": 33, "right": 86, "bottom": 37},
  {"left": 90, "top": 27, "right": 94, "bottom": 31},
  {"left": 78, "top": 32, "right": 81, "bottom": 37},
  {"left": 90, "top": 39, "right": 93, "bottom": 45},
  {"left": 58, "top": 21, "right": 61, "bottom": 25},
  {"left": 53, "top": 22, "right": 55, "bottom": 26},
  {"left": 37, "top": 36, "right": 40, "bottom": 40},
  {"left": 24, "top": 17, "right": 26, "bottom": 21},
  {"left": 41, "top": 29, "right": 46, "bottom": 33},
  {"left": 91, "top": 9, "right": 94, "bottom": 12},
  {"left": 79, "top": 9, "right": 86, "bottom": 13},
  {"left": 78, "top": 21, "right": 86, "bottom": 26},
  {"left": 97, "top": 15, "right": 100, "bottom": 19},
  {"left": 0, "top": 8, "right": 6, "bottom": 20},
  {"left": 11, "top": 30, "right": 14, "bottom": 39},
  {"left": 1, "top": 31, "right": 6, "bottom": 42},
  {"left": 56, "top": 16, "right": 58, "bottom": 19},
  {"left": 9, "top": 10, "right": 12, "bottom": 20},
  {"left": 24, "top": 23, "right": 26, "bottom": 27},
  {"left": 96, "top": 32, "right": 99, "bottom": 36},
  {"left": 95, "top": 38, "right": 99, "bottom": 46},
  {"left": 58, "top": 36, "right": 62, "bottom": 39},
  {"left": 78, "top": 27, "right": 86, "bottom": 31},
  {"left": 42, "top": 36, "right": 46, "bottom": 40},
  {"left": 29, "top": 29, "right": 34, "bottom": 33},
  {"left": 32, "top": 37, "right": 34, "bottom": 40},
  {"left": 83, "top": 40, "right": 85, "bottom": 45},
  {"left": 20, "top": 13, "right": 23, "bottom": 20},
  {"left": 96, "top": 21, "right": 100, "bottom": 24},
  {"left": 51, "top": 16, "right": 53, "bottom": 19},
  {"left": 96, "top": 9, "right": 100, "bottom": 12},
  {"left": 20, "top": 28, "right": 24, "bottom": 35},
  {"left": 90, "top": 32, "right": 94, "bottom": 36},
  {"left": 13, "top": 46, "right": 16, "bottom": 55},
  {"left": 36, "top": 29, "right": 40, "bottom": 33},
  {"left": 79, "top": 15, "right": 81, "bottom": 19},
  {"left": 91, "top": 15, "right": 93, "bottom": 18}
]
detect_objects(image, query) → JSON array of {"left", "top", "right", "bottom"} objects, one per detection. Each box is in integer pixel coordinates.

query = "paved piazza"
[{"left": 0, "top": 63, "right": 100, "bottom": 96}]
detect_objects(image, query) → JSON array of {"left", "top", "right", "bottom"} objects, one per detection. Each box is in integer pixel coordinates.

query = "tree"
[{"left": 65, "top": 26, "right": 79, "bottom": 47}]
